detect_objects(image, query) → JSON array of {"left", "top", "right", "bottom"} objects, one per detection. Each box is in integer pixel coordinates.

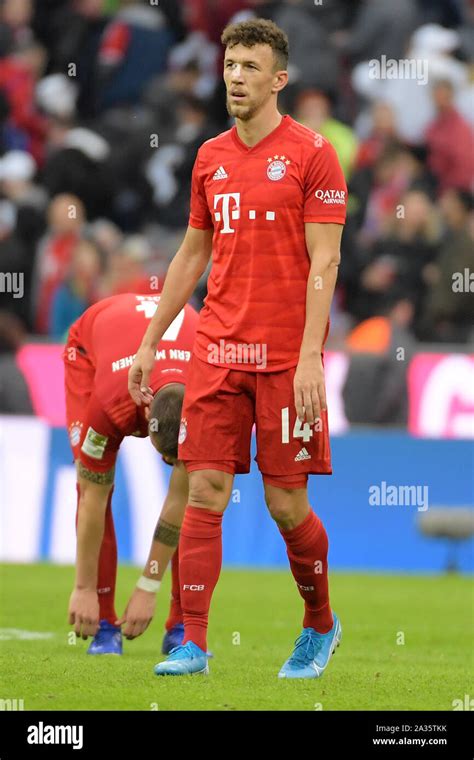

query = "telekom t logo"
[
  {"left": 214, "top": 193, "right": 277, "bottom": 234},
  {"left": 214, "top": 193, "right": 240, "bottom": 234}
]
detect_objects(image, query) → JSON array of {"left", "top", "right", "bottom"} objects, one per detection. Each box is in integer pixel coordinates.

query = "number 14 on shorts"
[{"left": 281, "top": 407, "right": 322, "bottom": 443}]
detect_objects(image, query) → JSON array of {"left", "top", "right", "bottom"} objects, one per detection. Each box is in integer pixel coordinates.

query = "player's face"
[
  {"left": 149, "top": 434, "right": 177, "bottom": 466},
  {"left": 224, "top": 43, "right": 281, "bottom": 122}
]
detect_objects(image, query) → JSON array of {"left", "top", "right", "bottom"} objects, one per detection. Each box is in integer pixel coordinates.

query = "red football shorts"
[
  {"left": 64, "top": 323, "right": 95, "bottom": 461},
  {"left": 178, "top": 355, "right": 332, "bottom": 489}
]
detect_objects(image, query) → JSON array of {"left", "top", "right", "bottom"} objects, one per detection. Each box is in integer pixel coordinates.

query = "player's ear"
[{"left": 272, "top": 70, "right": 288, "bottom": 94}]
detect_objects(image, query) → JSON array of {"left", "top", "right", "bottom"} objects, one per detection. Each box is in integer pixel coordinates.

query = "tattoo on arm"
[
  {"left": 77, "top": 461, "right": 115, "bottom": 486},
  {"left": 153, "top": 519, "right": 180, "bottom": 547}
]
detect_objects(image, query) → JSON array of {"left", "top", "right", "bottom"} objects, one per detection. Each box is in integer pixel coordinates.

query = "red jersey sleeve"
[
  {"left": 303, "top": 137, "right": 347, "bottom": 225},
  {"left": 78, "top": 392, "right": 123, "bottom": 475},
  {"left": 189, "top": 150, "right": 213, "bottom": 230}
]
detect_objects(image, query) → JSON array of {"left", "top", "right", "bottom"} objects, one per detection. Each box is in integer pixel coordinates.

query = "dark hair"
[
  {"left": 221, "top": 18, "right": 289, "bottom": 71},
  {"left": 149, "top": 384, "right": 185, "bottom": 459}
]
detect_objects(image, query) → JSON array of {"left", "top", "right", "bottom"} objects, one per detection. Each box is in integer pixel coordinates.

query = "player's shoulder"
[
  {"left": 78, "top": 294, "right": 118, "bottom": 325},
  {"left": 285, "top": 116, "right": 332, "bottom": 152},
  {"left": 196, "top": 128, "right": 234, "bottom": 159},
  {"left": 89, "top": 293, "right": 155, "bottom": 329},
  {"left": 94, "top": 293, "right": 141, "bottom": 317}
]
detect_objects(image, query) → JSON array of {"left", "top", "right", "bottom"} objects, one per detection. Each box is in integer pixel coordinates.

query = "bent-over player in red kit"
[
  {"left": 65, "top": 293, "right": 198, "bottom": 655},
  {"left": 129, "top": 19, "right": 347, "bottom": 678}
]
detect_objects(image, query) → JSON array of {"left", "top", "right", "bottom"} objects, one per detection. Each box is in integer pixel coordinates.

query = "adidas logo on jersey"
[
  {"left": 294, "top": 447, "right": 311, "bottom": 462},
  {"left": 213, "top": 166, "right": 228, "bottom": 180}
]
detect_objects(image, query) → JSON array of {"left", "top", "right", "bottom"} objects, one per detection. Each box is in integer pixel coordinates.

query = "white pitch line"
[{"left": 0, "top": 628, "right": 55, "bottom": 641}]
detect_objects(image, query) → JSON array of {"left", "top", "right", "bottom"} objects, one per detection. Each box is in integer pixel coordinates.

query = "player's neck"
[{"left": 235, "top": 106, "right": 284, "bottom": 148}]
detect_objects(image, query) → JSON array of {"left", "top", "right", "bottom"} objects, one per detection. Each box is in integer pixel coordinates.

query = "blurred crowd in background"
[{"left": 0, "top": 0, "right": 473, "bottom": 361}]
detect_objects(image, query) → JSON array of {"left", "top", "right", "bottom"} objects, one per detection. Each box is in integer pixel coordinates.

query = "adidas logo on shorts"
[
  {"left": 294, "top": 447, "right": 311, "bottom": 462},
  {"left": 213, "top": 166, "right": 228, "bottom": 180}
]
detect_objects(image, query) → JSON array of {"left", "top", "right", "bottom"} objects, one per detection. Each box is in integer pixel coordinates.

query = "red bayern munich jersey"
[
  {"left": 68, "top": 293, "right": 198, "bottom": 440},
  {"left": 189, "top": 114, "right": 347, "bottom": 372}
]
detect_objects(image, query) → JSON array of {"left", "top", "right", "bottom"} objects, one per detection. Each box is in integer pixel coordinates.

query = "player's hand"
[
  {"left": 294, "top": 353, "right": 327, "bottom": 425},
  {"left": 115, "top": 588, "right": 156, "bottom": 640},
  {"left": 128, "top": 345, "right": 156, "bottom": 406},
  {"left": 68, "top": 588, "right": 100, "bottom": 639}
]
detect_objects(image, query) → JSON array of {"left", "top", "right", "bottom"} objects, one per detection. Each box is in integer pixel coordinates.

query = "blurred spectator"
[
  {"left": 352, "top": 189, "right": 441, "bottom": 328},
  {"left": 88, "top": 217, "right": 123, "bottom": 257},
  {"left": 335, "top": 0, "right": 420, "bottom": 64},
  {"left": 146, "top": 94, "right": 219, "bottom": 228},
  {"left": 425, "top": 79, "right": 474, "bottom": 195},
  {"left": 40, "top": 121, "right": 114, "bottom": 221},
  {"left": 183, "top": 0, "right": 250, "bottom": 44},
  {"left": 96, "top": 1, "right": 177, "bottom": 111},
  {"left": 33, "top": 193, "right": 86, "bottom": 333},
  {"left": 32, "top": 0, "right": 108, "bottom": 119},
  {"left": 416, "top": 0, "right": 463, "bottom": 28},
  {"left": 419, "top": 189, "right": 474, "bottom": 344},
  {"left": 0, "top": 90, "right": 27, "bottom": 154},
  {"left": 0, "top": 37, "right": 47, "bottom": 163},
  {"left": 0, "top": 310, "right": 33, "bottom": 414},
  {"left": 36, "top": 73, "right": 78, "bottom": 122},
  {"left": 294, "top": 88, "right": 358, "bottom": 179},
  {"left": 352, "top": 23, "right": 471, "bottom": 145},
  {"left": 457, "top": 1, "right": 474, "bottom": 63},
  {"left": 0, "top": 0, "right": 34, "bottom": 51},
  {"left": 0, "top": 150, "right": 47, "bottom": 328},
  {"left": 0, "top": 205, "right": 30, "bottom": 328},
  {"left": 0, "top": 150, "right": 48, "bottom": 250},
  {"left": 355, "top": 146, "right": 431, "bottom": 247},
  {"left": 268, "top": 0, "right": 341, "bottom": 92},
  {"left": 167, "top": 32, "right": 219, "bottom": 101},
  {"left": 343, "top": 296, "right": 416, "bottom": 425},
  {"left": 355, "top": 101, "right": 399, "bottom": 171},
  {"left": 102, "top": 234, "right": 160, "bottom": 296},
  {"left": 49, "top": 237, "right": 104, "bottom": 340},
  {"left": 0, "top": 149, "right": 44, "bottom": 208}
]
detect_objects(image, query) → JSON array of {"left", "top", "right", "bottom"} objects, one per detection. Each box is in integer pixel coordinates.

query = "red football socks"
[
  {"left": 96, "top": 490, "right": 118, "bottom": 625},
  {"left": 179, "top": 506, "right": 223, "bottom": 651},
  {"left": 280, "top": 509, "right": 334, "bottom": 633},
  {"left": 165, "top": 544, "right": 183, "bottom": 631}
]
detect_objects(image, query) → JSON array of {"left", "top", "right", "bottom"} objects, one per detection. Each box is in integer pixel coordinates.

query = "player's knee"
[
  {"left": 265, "top": 494, "right": 295, "bottom": 523},
  {"left": 188, "top": 471, "right": 231, "bottom": 511},
  {"left": 264, "top": 485, "right": 307, "bottom": 525}
]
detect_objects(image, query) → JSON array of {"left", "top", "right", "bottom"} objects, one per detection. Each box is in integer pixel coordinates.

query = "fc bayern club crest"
[
  {"left": 178, "top": 419, "right": 187, "bottom": 445},
  {"left": 69, "top": 422, "right": 83, "bottom": 447},
  {"left": 267, "top": 155, "right": 291, "bottom": 181}
]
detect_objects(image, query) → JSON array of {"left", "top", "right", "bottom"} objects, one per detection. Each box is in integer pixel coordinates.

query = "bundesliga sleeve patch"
[{"left": 81, "top": 427, "right": 108, "bottom": 460}]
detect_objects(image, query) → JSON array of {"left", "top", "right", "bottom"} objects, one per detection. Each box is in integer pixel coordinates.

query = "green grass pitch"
[{"left": 0, "top": 563, "right": 472, "bottom": 711}]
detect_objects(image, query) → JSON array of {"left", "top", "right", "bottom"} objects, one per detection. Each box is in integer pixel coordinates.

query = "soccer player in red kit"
[
  {"left": 129, "top": 19, "right": 347, "bottom": 678},
  {"left": 65, "top": 293, "right": 198, "bottom": 655}
]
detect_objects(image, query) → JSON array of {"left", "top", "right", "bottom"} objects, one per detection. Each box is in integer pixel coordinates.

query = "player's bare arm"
[
  {"left": 116, "top": 462, "right": 188, "bottom": 639},
  {"left": 294, "top": 222, "right": 343, "bottom": 425},
  {"left": 68, "top": 463, "right": 114, "bottom": 639},
  {"left": 128, "top": 226, "right": 212, "bottom": 406}
]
